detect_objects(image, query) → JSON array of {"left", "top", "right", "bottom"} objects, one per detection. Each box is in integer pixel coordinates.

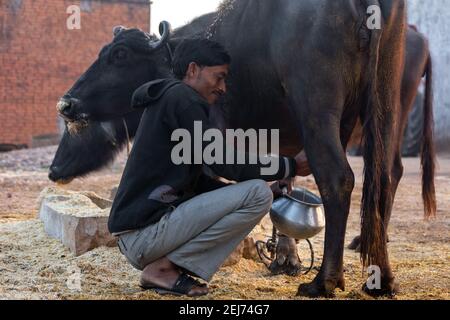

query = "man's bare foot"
[{"left": 140, "top": 257, "right": 209, "bottom": 296}]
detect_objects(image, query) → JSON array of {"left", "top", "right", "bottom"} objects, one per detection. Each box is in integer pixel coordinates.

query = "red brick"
[{"left": 0, "top": 0, "right": 149, "bottom": 145}]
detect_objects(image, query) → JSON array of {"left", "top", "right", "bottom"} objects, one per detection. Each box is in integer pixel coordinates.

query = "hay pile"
[{"left": 0, "top": 156, "right": 449, "bottom": 300}]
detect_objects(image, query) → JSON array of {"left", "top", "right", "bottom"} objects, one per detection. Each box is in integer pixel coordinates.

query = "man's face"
[{"left": 184, "top": 63, "right": 229, "bottom": 105}]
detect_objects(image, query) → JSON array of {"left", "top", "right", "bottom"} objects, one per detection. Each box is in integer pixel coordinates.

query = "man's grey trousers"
[{"left": 118, "top": 179, "right": 273, "bottom": 281}]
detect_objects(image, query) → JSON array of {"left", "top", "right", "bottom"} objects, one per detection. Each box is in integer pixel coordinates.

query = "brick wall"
[{"left": 0, "top": 0, "right": 149, "bottom": 146}]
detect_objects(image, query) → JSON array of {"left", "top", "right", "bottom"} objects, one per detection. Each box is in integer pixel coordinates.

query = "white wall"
[
  {"left": 151, "top": 0, "right": 223, "bottom": 32},
  {"left": 408, "top": 0, "right": 450, "bottom": 151}
]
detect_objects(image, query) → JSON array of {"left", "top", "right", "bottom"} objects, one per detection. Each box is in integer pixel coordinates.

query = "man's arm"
[{"left": 172, "top": 103, "right": 297, "bottom": 182}]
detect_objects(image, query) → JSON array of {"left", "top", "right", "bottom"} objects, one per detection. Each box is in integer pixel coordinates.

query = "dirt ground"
[{"left": 0, "top": 147, "right": 449, "bottom": 300}]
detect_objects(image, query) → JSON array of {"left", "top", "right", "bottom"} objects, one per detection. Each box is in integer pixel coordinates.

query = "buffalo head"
[
  {"left": 48, "top": 113, "right": 142, "bottom": 183},
  {"left": 50, "top": 22, "right": 172, "bottom": 183},
  {"left": 56, "top": 22, "right": 172, "bottom": 124}
]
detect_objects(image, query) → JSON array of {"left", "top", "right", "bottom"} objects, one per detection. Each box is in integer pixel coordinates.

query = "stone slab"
[{"left": 38, "top": 187, "right": 116, "bottom": 256}]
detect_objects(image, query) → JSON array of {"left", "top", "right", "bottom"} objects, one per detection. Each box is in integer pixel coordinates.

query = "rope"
[
  {"left": 255, "top": 227, "right": 316, "bottom": 275},
  {"left": 205, "top": 0, "right": 237, "bottom": 39},
  {"left": 302, "top": 239, "right": 314, "bottom": 275},
  {"left": 122, "top": 118, "right": 131, "bottom": 157}
]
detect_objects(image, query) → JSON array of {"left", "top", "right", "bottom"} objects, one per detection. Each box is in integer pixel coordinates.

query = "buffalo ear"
[{"left": 113, "top": 25, "right": 126, "bottom": 37}]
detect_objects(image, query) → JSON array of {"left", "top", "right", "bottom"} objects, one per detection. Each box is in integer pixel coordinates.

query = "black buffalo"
[{"left": 50, "top": 0, "right": 411, "bottom": 297}]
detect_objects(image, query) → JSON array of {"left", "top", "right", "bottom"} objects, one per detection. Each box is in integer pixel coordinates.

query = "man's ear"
[{"left": 186, "top": 62, "right": 199, "bottom": 79}]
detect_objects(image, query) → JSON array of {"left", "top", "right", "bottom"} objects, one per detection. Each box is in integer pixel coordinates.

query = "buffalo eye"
[{"left": 111, "top": 48, "right": 128, "bottom": 64}]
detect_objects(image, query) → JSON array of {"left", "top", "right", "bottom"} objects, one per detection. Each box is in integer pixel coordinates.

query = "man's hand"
[
  {"left": 271, "top": 178, "right": 293, "bottom": 199},
  {"left": 295, "top": 150, "right": 312, "bottom": 177}
]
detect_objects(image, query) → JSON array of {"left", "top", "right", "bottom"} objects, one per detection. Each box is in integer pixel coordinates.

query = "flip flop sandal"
[{"left": 140, "top": 273, "right": 208, "bottom": 297}]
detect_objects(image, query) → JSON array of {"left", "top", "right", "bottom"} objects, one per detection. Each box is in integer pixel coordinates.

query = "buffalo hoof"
[
  {"left": 269, "top": 236, "right": 302, "bottom": 276},
  {"left": 269, "top": 258, "right": 302, "bottom": 276},
  {"left": 348, "top": 235, "right": 361, "bottom": 252},
  {"left": 297, "top": 276, "right": 345, "bottom": 298},
  {"left": 348, "top": 235, "right": 390, "bottom": 252},
  {"left": 362, "top": 280, "right": 399, "bottom": 298}
]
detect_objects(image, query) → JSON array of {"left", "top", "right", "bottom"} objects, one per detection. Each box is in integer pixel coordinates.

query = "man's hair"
[{"left": 172, "top": 38, "right": 231, "bottom": 80}]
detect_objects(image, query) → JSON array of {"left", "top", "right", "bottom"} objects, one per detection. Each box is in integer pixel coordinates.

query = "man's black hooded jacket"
[{"left": 108, "top": 79, "right": 296, "bottom": 234}]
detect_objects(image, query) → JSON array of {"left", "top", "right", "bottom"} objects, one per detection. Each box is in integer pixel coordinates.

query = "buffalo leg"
[
  {"left": 269, "top": 178, "right": 303, "bottom": 276},
  {"left": 294, "top": 111, "right": 355, "bottom": 297},
  {"left": 348, "top": 152, "right": 402, "bottom": 252},
  {"left": 362, "top": 108, "right": 400, "bottom": 297},
  {"left": 269, "top": 235, "right": 302, "bottom": 276}
]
